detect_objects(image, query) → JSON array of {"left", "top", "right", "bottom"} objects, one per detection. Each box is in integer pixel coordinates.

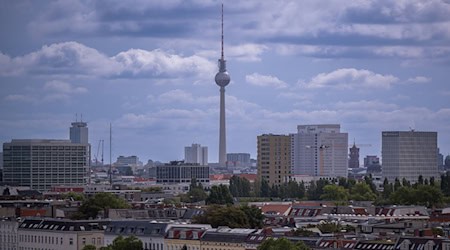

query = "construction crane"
[{"left": 94, "top": 139, "right": 104, "bottom": 166}]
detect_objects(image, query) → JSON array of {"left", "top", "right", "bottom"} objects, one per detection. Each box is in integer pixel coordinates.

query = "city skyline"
[{"left": 1, "top": 1, "right": 450, "bottom": 163}]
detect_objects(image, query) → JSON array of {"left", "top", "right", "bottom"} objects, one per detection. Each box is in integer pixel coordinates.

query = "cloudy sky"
[{"left": 1, "top": 0, "right": 450, "bottom": 164}]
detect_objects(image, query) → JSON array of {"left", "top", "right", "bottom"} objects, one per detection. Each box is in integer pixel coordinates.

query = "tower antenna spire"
[{"left": 221, "top": 3, "right": 224, "bottom": 60}]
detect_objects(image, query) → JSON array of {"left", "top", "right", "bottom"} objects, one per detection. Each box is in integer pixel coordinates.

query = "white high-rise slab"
[
  {"left": 291, "top": 124, "right": 348, "bottom": 177},
  {"left": 185, "top": 143, "right": 208, "bottom": 166},
  {"left": 215, "top": 4, "right": 230, "bottom": 166}
]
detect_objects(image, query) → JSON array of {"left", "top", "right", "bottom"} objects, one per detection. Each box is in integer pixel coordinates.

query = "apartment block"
[{"left": 257, "top": 134, "right": 291, "bottom": 186}]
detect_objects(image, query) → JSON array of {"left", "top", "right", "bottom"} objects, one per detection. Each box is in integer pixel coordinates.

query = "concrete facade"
[
  {"left": 291, "top": 124, "right": 348, "bottom": 178},
  {"left": 257, "top": 134, "right": 291, "bottom": 186},
  {"left": 382, "top": 131, "right": 439, "bottom": 184},
  {"left": 2, "top": 139, "right": 90, "bottom": 191},
  {"left": 184, "top": 144, "right": 208, "bottom": 166}
]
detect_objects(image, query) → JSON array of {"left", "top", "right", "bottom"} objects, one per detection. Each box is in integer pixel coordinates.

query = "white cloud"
[
  {"left": 4, "top": 94, "right": 34, "bottom": 103},
  {"left": 113, "top": 48, "right": 215, "bottom": 80},
  {"left": 227, "top": 44, "right": 268, "bottom": 62},
  {"left": 406, "top": 76, "right": 431, "bottom": 84},
  {"left": 299, "top": 68, "right": 399, "bottom": 89},
  {"left": 0, "top": 42, "right": 215, "bottom": 82},
  {"left": 44, "top": 80, "right": 87, "bottom": 94},
  {"left": 245, "top": 73, "right": 288, "bottom": 88},
  {"left": 334, "top": 100, "right": 398, "bottom": 111}
]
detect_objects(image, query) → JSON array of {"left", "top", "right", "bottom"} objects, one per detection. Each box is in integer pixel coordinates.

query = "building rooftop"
[
  {"left": 105, "top": 220, "right": 168, "bottom": 237},
  {"left": 19, "top": 218, "right": 108, "bottom": 232}
]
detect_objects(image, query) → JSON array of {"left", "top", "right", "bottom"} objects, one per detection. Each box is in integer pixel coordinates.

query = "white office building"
[
  {"left": 290, "top": 124, "right": 348, "bottom": 178},
  {"left": 382, "top": 131, "right": 439, "bottom": 184},
  {"left": 2, "top": 121, "right": 90, "bottom": 192},
  {"left": 184, "top": 144, "right": 208, "bottom": 166}
]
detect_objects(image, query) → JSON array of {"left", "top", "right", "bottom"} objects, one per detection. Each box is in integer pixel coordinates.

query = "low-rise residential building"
[
  {"left": 0, "top": 217, "right": 19, "bottom": 250},
  {"left": 104, "top": 221, "right": 167, "bottom": 250},
  {"left": 165, "top": 225, "right": 210, "bottom": 250},
  {"left": 17, "top": 218, "right": 108, "bottom": 250},
  {"left": 201, "top": 227, "right": 257, "bottom": 250}
]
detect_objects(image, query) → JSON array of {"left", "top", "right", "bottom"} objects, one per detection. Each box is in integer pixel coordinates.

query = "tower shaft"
[{"left": 219, "top": 86, "right": 226, "bottom": 166}]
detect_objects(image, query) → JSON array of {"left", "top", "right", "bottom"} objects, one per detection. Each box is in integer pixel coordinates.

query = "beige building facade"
[
  {"left": 17, "top": 218, "right": 106, "bottom": 250},
  {"left": 257, "top": 134, "right": 291, "bottom": 186}
]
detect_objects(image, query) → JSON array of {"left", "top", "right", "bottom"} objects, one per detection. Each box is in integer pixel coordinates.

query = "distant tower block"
[
  {"left": 215, "top": 4, "right": 230, "bottom": 166},
  {"left": 70, "top": 118, "right": 88, "bottom": 144}
]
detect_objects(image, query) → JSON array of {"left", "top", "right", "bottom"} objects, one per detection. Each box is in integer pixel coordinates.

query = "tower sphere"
[{"left": 215, "top": 71, "right": 230, "bottom": 87}]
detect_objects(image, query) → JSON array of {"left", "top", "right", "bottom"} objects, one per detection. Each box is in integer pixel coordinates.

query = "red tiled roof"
[
  {"left": 209, "top": 174, "right": 232, "bottom": 181},
  {"left": 261, "top": 204, "right": 292, "bottom": 215},
  {"left": 236, "top": 174, "right": 258, "bottom": 182}
]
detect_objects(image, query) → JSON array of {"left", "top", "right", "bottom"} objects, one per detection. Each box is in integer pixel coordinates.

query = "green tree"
[
  {"left": 389, "top": 185, "right": 443, "bottom": 207},
  {"left": 382, "top": 178, "right": 393, "bottom": 199},
  {"left": 260, "top": 179, "right": 270, "bottom": 197},
  {"left": 418, "top": 175, "right": 424, "bottom": 185},
  {"left": 241, "top": 205, "right": 264, "bottom": 229},
  {"left": 430, "top": 177, "right": 436, "bottom": 186},
  {"left": 73, "top": 192, "right": 130, "bottom": 219},
  {"left": 350, "top": 182, "right": 377, "bottom": 201},
  {"left": 394, "top": 178, "right": 401, "bottom": 191},
  {"left": 206, "top": 185, "right": 233, "bottom": 205},
  {"left": 193, "top": 205, "right": 264, "bottom": 228},
  {"left": 229, "top": 176, "right": 251, "bottom": 197},
  {"left": 82, "top": 245, "right": 97, "bottom": 250},
  {"left": 61, "top": 192, "right": 85, "bottom": 201},
  {"left": 108, "top": 236, "right": 142, "bottom": 250},
  {"left": 186, "top": 178, "right": 207, "bottom": 203},
  {"left": 307, "top": 179, "right": 330, "bottom": 200},
  {"left": 320, "top": 184, "right": 349, "bottom": 201},
  {"left": 364, "top": 175, "right": 378, "bottom": 194},
  {"left": 258, "top": 238, "right": 310, "bottom": 250},
  {"left": 317, "top": 221, "right": 340, "bottom": 233},
  {"left": 441, "top": 173, "right": 450, "bottom": 196},
  {"left": 283, "top": 181, "right": 305, "bottom": 199},
  {"left": 402, "top": 178, "right": 411, "bottom": 187}
]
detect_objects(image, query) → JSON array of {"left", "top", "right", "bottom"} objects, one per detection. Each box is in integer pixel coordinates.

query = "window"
[
  {"left": 82, "top": 237, "right": 86, "bottom": 245},
  {"left": 69, "top": 238, "right": 74, "bottom": 245}
]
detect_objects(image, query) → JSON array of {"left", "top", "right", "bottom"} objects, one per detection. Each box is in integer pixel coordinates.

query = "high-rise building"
[
  {"left": 156, "top": 161, "right": 209, "bottom": 184},
  {"left": 116, "top": 155, "right": 142, "bottom": 166},
  {"left": 364, "top": 155, "right": 380, "bottom": 168},
  {"left": 2, "top": 121, "right": 90, "bottom": 191},
  {"left": 348, "top": 142, "right": 360, "bottom": 168},
  {"left": 184, "top": 144, "right": 208, "bottom": 166},
  {"left": 2, "top": 139, "right": 89, "bottom": 191},
  {"left": 70, "top": 121, "right": 88, "bottom": 144},
  {"left": 215, "top": 4, "right": 231, "bottom": 166},
  {"left": 227, "top": 153, "right": 251, "bottom": 167},
  {"left": 257, "top": 134, "right": 291, "bottom": 186},
  {"left": 364, "top": 155, "right": 381, "bottom": 173},
  {"left": 382, "top": 131, "right": 438, "bottom": 184},
  {"left": 290, "top": 124, "right": 348, "bottom": 178}
]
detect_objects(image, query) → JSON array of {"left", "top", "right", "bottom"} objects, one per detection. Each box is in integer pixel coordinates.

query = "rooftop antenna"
[
  {"left": 409, "top": 120, "right": 416, "bottom": 132},
  {"left": 81, "top": 113, "right": 83, "bottom": 122},
  {"left": 75, "top": 113, "right": 78, "bottom": 122},
  {"left": 110, "top": 123, "right": 112, "bottom": 186},
  {"left": 221, "top": 3, "right": 224, "bottom": 60}
]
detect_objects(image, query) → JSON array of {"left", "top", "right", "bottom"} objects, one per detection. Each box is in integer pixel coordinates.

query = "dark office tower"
[
  {"left": 348, "top": 142, "right": 360, "bottom": 168},
  {"left": 382, "top": 131, "right": 438, "bottom": 184},
  {"left": 70, "top": 121, "right": 88, "bottom": 144}
]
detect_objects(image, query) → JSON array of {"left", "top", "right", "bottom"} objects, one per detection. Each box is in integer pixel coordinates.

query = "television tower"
[{"left": 215, "top": 4, "right": 230, "bottom": 166}]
